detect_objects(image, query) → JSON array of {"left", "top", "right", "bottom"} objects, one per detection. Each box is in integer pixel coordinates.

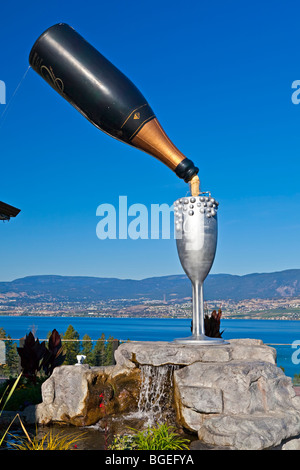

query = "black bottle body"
[
  {"left": 29, "top": 23, "right": 199, "bottom": 183},
  {"left": 29, "top": 23, "right": 155, "bottom": 143}
]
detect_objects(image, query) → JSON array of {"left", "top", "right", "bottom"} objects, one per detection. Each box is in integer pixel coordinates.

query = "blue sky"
[{"left": 0, "top": 0, "right": 300, "bottom": 281}]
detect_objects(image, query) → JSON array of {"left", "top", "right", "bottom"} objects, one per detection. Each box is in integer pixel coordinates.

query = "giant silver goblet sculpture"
[{"left": 174, "top": 193, "right": 226, "bottom": 344}]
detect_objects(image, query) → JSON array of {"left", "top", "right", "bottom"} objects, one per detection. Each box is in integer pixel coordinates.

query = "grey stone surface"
[
  {"left": 115, "top": 338, "right": 277, "bottom": 367},
  {"left": 198, "top": 412, "right": 300, "bottom": 450},
  {"left": 36, "top": 364, "right": 91, "bottom": 424},
  {"left": 35, "top": 362, "right": 141, "bottom": 426},
  {"left": 174, "top": 360, "right": 297, "bottom": 418},
  {"left": 179, "top": 385, "right": 223, "bottom": 414},
  {"left": 281, "top": 437, "right": 300, "bottom": 450},
  {"left": 31, "top": 339, "right": 300, "bottom": 450}
]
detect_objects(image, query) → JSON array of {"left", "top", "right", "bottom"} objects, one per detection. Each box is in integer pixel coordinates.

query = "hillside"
[{"left": 0, "top": 269, "right": 299, "bottom": 302}]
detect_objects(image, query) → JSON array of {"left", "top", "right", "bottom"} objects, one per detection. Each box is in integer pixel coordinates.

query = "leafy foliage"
[
  {"left": 292, "top": 372, "right": 300, "bottom": 385},
  {"left": 81, "top": 334, "right": 94, "bottom": 364},
  {"left": 62, "top": 325, "right": 80, "bottom": 365},
  {"left": 109, "top": 424, "right": 190, "bottom": 450},
  {"left": 0, "top": 373, "right": 22, "bottom": 418},
  {"left": 91, "top": 333, "right": 106, "bottom": 366},
  {"left": 42, "top": 329, "right": 65, "bottom": 376},
  {"left": 17, "top": 333, "right": 47, "bottom": 383},
  {"left": 17, "top": 329, "right": 65, "bottom": 383},
  {"left": 0, "top": 327, "right": 19, "bottom": 376},
  {"left": 15, "top": 325, "right": 117, "bottom": 379},
  {"left": 108, "top": 433, "right": 138, "bottom": 450},
  {"left": 10, "top": 428, "right": 87, "bottom": 450},
  {"left": 61, "top": 327, "right": 117, "bottom": 367},
  {"left": 104, "top": 335, "right": 116, "bottom": 365},
  {"left": 0, "top": 373, "right": 24, "bottom": 447},
  {"left": 204, "top": 309, "right": 224, "bottom": 338},
  {"left": 0, "top": 376, "right": 43, "bottom": 411}
]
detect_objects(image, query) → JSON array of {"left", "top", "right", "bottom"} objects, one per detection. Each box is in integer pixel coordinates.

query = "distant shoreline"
[{"left": 0, "top": 313, "right": 299, "bottom": 320}]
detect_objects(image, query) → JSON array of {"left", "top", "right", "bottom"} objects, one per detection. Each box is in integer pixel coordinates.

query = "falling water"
[{"left": 137, "top": 364, "right": 178, "bottom": 427}]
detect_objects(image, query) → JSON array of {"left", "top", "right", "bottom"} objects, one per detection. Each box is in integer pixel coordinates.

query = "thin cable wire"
[{"left": 0, "top": 66, "right": 31, "bottom": 130}]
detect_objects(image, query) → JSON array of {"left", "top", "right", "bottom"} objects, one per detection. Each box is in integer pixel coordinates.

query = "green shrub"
[
  {"left": 108, "top": 433, "right": 138, "bottom": 450},
  {"left": 0, "top": 373, "right": 25, "bottom": 447},
  {"left": 109, "top": 424, "right": 190, "bottom": 451},
  {"left": 293, "top": 372, "right": 300, "bottom": 386},
  {"left": 0, "top": 377, "right": 43, "bottom": 411},
  {"left": 10, "top": 428, "right": 87, "bottom": 450}
]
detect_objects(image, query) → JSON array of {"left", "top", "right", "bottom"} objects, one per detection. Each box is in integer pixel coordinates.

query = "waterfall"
[{"left": 137, "top": 364, "right": 178, "bottom": 427}]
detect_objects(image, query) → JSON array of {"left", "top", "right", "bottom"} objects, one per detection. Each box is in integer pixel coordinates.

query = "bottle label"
[{"left": 120, "top": 103, "right": 155, "bottom": 141}]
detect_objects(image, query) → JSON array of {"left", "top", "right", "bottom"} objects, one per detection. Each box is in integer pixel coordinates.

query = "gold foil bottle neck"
[
  {"left": 131, "top": 117, "right": 199, "bottom": 193},
  {"left": 131, "top": 118, "right": 187, "bottom": 170}
]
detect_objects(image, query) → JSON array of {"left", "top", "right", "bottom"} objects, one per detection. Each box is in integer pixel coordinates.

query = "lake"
[{"left": 1, "top": 316, "right": 300, "bottom": 379}]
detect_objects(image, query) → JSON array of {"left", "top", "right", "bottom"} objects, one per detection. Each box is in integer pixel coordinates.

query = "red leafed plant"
[
  {"left": 204, "top": 309, "right": 224, "bottom": 338},
  {"left": 42, "top": 329, "right": 65, "bottom": 376},
  {"left": 17, "top": 329, "right": 65, "bottom": 383},
  {"left": 17, "top": 332, "right": 48, "bottom": 383}
]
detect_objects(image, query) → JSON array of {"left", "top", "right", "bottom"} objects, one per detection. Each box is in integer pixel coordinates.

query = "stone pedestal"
[{"left": 31, "top": 338, "right": 300, "bottom": 450}]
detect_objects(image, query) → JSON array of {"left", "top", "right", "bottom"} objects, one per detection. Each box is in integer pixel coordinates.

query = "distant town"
[{"left": 0, "top": 293, "right": 300, "bottom": 320}]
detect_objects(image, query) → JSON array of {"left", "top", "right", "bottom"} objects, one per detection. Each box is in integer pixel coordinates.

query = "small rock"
[{"left": 281, "top": 437, "right": 300, "bottom": 450}]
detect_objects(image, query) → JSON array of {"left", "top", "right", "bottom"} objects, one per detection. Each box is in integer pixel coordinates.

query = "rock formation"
[{"left": 29, "top": 338, "right": 300, "bottom": 450}]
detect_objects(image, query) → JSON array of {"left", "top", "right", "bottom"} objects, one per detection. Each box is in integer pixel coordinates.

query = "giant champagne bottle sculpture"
[
  {"left": 29, "top": 23, "right": 200, "bottom": 194},
  {"left": 30, "top": 24, "right": 225, "bottom": 344}
]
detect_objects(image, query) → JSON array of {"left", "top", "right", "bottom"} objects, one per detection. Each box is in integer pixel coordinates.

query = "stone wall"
[{"left": 29, "top": 338, "right": 300, "bottom": 450}]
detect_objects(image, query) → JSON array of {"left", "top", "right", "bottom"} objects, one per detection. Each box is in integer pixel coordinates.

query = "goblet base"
[{"left": 173, "top": 334, "right": 228, "bottom": 345}]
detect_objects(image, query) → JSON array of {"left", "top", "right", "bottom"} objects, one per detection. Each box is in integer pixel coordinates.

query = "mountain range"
[{"left": 0, "top": 269, "right": 299, "bottom": 302}]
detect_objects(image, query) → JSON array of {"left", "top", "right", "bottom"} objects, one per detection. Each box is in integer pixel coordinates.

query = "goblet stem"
[{"left": 192, "top": 281, "right": 205, "bottom": 337}]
